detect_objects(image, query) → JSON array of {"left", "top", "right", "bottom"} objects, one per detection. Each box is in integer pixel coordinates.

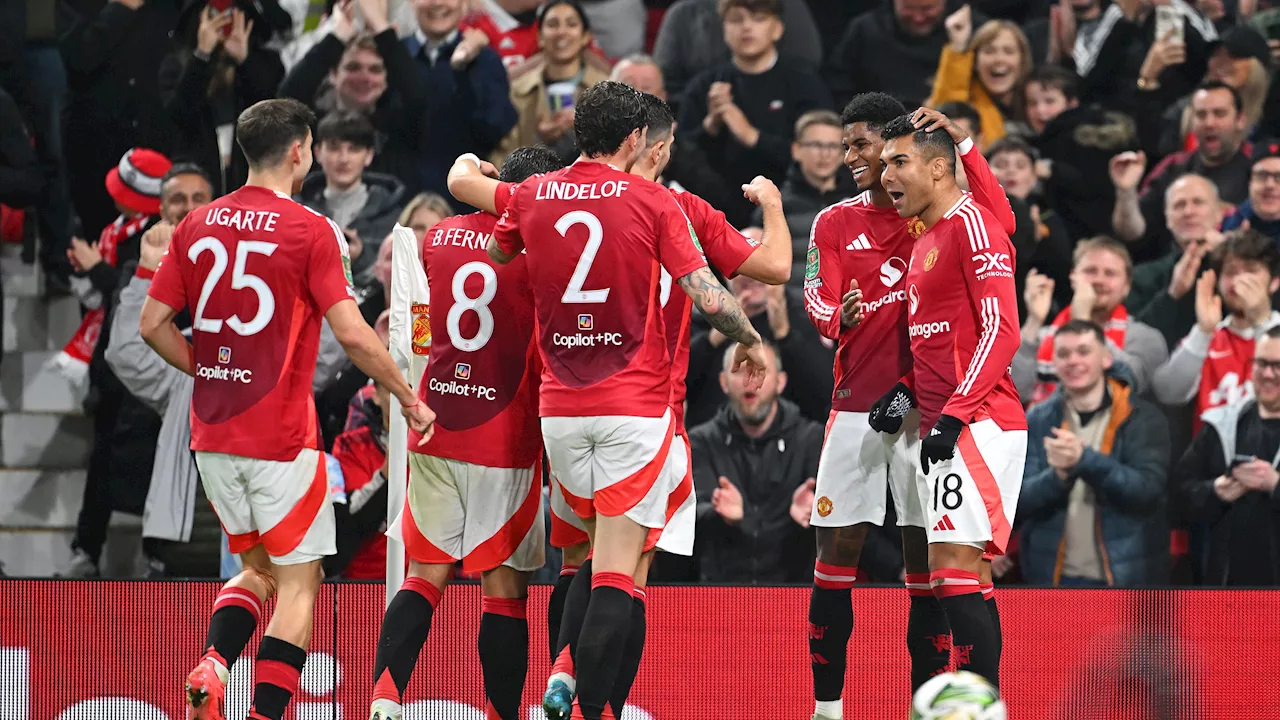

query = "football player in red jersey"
[
  {"left": 140, "top": 99, "right": 435, "bottom": 720},
  {"left": 802, "top": 95, "right": 1015, "bottom": 717},
  {"left": 872, "top": 115, "right": 1027, "bottom": 686},
  {"left": 490, "top": 81, "right": 766, "bottom": 720},
  {"left": 446, "top": 91, "right": 792, "bottom": 719},
  {"left": 366, "top": 146, "right": 566, "bottom": 720}
]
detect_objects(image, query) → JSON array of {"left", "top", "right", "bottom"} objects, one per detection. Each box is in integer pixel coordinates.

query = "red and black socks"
[
  {"left": 203, "top": 585, "right": 262, "bottom": 672},
  {"left": 548, "top": 564, "right": 579, "bottom": 657},
  {"left": 372, "top": 576, "right": 442, "bottom": 703},
  {"left": 479, "top": 596, "right": 529, "bottom": 720},
  {"left": 608, "top": 588, "right": 647, "bottom": 717},
  {"left": 249, "top": 636, "right": 307, "bottom": 720},
  {"left": 931, "top": 569, "right": 998, "bottom": 684},
  {"left": 809, "top": 561, "right": 858, "bottom": 714},
  {"left": 982, "top": 582, "right": 1001, "bottom": 684},
  {"left": 554, "top": 559, "right": 593, "bottom": 659},
  {"left": 572, "top": 571, "right": 635, "bottom": 720},
  {"left": 906, "top": 573, "right": 952, "bottom": 691}
]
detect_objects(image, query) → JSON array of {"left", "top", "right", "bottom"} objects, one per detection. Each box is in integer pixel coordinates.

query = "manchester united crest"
[
  {"left": 411, "top": 303, "right": 431, "bottom": 355},
  {"left": 907, "top": 216, "right": 926, "bottom": 238},
  {"left": 816, "top": 496, "right": 833, "bottom": 518},
  {"left": 923, "top": 247, "right": 939, "bottom": 272}
]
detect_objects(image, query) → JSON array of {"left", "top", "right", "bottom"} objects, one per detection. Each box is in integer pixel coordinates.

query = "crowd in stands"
[{"left": 7, "top": 0, "right": 1280, "bottom": 588}]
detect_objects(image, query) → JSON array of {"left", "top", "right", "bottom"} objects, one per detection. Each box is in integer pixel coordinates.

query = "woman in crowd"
[
  {"left": 491, "top": 0, "right": 609, "bottom": 164},
  {"left": 927, "top": 6, "right": 1034, "bottom": 147},
  {"left": 159, "top": 1, "right": 285, "bottom": 196}
]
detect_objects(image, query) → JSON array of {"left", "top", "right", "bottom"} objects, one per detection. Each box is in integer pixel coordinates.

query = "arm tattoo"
[{"left": 677, "top": 267, "right": 757, "bottom": 347}]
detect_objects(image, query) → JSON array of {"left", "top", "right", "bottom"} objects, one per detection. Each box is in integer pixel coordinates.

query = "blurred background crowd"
[{"left": 4, "top": 0, "right": 1280, "bottom": 590}]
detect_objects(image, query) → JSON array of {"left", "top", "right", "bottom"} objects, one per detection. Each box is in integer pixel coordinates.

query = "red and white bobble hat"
[{"left": 105, "top": 148, "right": 173, "bottom": 216}]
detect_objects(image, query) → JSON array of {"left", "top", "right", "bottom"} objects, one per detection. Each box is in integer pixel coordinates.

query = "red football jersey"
[
  {"left": 410, "top": 208, "right": 541, "bottom": 469},
  {"left": 1196, "top": 325, "right": 1259, "bottom": 425},
  {"left": 662, "top": 187, "right": 758, "bottom": 434},
  {"left": 148, "top": 186, "right": 355, "bottom": 461},
  {"left": 805, "top": 141, "right": 1016, "bottom": 414},
  {"left": 903, "top": 194, "right": 1025, "bottom": 434},
  {"left": 492, "top": 162, "right": 707, "bottom": 418},
  {"left": 460, "top": 2, "right": 539, "bottom": 69}
]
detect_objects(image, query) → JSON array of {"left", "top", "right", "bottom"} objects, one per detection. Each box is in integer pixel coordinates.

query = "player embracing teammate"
[
  {"left": 803, "top": 95, "right": 1018, "bottom": 719},
  {"left": 489, "top": 81, "right": 768, "bottom": 720}
]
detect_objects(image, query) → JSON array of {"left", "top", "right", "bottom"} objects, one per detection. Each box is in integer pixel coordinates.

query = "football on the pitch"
[{"left": 909, "top": 671, "right": 1007, "bottom": 720}]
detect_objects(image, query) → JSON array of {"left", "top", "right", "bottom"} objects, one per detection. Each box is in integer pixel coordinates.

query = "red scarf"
[
  {"left": 1032, "top": 305, "right": 1129, "bottom": 405},
  {"left": 58, "top": 214, "right": 150, "bottom": 368}
]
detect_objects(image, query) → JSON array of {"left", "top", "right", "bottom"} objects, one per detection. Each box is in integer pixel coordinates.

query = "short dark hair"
[
  {"left": 984, "top": 135, "right": 1036, "bottom": 163},
  {"left": 161, "top": 162, "right": 214, "bottom": 193},
  {"left": 936, "top": 101, "right": 981, "bottom": 131},
  {"left": 640, "top": 91, "right": 675, "bottom": 141},
  {"left": 1195, "top": 80, "right": 1245, "bottom": 116},
  {"left": 880, "top": 113, "right": 956, "bottom": 172},
  {"left": 236, "top": 98, "right": 316, "bottom": 170},
  {"left": 499, "top": 145, "right": 566, "bottom": 183},
  {"left": 1220, "top": 227, "right": 1280, "bottom": 277},
  {"left": 1055, "top": 319, "right": 1107, "bottom": 346},
  {"left": 1025, "top": 65, "right": 1080, "bottom": 102},
  {"left": 316, "top": 110, "right": 375, "bottom": 150},
  {"left": 574, "top": 81, "right": 647, "bottom": 158},
  {"left": 717, "top": 0, "right": 782, "bottom": 18},
  {"left": 537, "top": 0, "right": 591, "bottom": 31},
  {"left": 1264, "top": 324, "right": 1280, "bottom": 341},
  {"left": 840, "top": 92, "right": 906, "bottom": 131}
]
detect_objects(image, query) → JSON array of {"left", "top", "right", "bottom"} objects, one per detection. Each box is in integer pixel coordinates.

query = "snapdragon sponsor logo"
[
  {"left": 909, "top": 321, "right": 951, "bottom": 339},
  {"left": 863, "top": 289, "right": 906, "bottom": 314}
]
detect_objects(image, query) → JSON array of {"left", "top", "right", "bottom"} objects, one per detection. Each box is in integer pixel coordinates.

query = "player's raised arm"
[
  {"left": 942, "top": 210, "right": 1022, "bottom": 424},
  {"left": 488, "top": 182, "right": 526, "bottom": 265},
  {"left": 803, "top": 208, "right": 856, "bottom": 341},
  {"left": 737, "top": 175, "right": 791, "bottom": 284},
  {"left": 446, "top": 152, "right": 502, "bottom": 214},
  {"left": 912, "top": 107, "right": 1016, "bottom": 235}
]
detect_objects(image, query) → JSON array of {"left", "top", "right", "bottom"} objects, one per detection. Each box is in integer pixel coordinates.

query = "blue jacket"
[
  {"left": 1222, "top": 198, "right": 1280, "bottom": 243},
  {"left": 404, "top": 33, "right": 517, "bottom": 202},
  {"left": 1020, "top": 371, "right": 1171, "bottom": 586}
]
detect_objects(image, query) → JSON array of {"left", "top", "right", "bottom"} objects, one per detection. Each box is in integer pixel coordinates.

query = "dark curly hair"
[
  {"left": 499, "top": 145, "right": 566, "bottom": 183},
  {"left": 840, "top": 92, "right": 907, "bottom": 131},
  {"left": 574, "top": 81, "right": 647, "bottom": 158},
  {"left": 880, "top": 113, "right": 956, "bottom": 173}
]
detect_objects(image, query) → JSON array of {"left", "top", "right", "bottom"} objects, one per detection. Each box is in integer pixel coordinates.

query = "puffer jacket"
[
  {"left": 297, "top": 171, "right": 406, "bottom": 283},
  {"left": 1020, "top": 368, "right": 1171, "bottom": 586}
]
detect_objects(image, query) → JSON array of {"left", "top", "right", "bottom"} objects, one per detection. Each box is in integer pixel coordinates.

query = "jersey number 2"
[
  {"left": 557, "top": 211, "right": 611, "bottom": 303},
  {"left": 189, "top": 237, "right": 277, "bottom": 336}
]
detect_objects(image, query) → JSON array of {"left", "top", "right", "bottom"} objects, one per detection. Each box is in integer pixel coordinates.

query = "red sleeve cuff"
[{"left": 135, "top": 266, "right": 156, "bottom": 280}]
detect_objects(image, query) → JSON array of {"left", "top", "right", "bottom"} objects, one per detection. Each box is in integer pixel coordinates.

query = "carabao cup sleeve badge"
[{"left": 411, "top": 303, "right": 431, "bottom": 355}]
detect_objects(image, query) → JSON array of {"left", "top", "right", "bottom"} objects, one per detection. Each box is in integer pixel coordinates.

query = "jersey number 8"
[
  {"left": 447, "top": 261, "right": 498, "bottom": 352},
  {"left": 189, "top": 237, "right": 278, "bottom": 336}
]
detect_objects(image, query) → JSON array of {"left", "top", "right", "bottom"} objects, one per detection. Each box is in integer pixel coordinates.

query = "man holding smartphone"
[{"left": 1178, "top": 324, "right": 1280, "bottom": 586}]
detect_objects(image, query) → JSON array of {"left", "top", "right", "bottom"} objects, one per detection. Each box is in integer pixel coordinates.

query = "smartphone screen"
[{"left": 1155, "top": 6, "right": 1185, "bottom": 45}]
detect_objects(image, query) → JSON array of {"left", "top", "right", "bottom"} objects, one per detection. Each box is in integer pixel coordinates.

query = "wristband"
[
  {"left": 401, "top": 396, "right": 420, "bottom": 409},
  {"left": 956, "top": 137, "right": 975, "bottom": 155},
  {"left": 135, "top": 266, "right": 156, "bottom": 280},
  {"left": 457, "top": 153, "right": 482, "bottom": 170}
]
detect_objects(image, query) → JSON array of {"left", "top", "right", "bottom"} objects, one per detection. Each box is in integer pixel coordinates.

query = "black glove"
[
  {"left": 868, "top": 382, "right": 915, "bottom": 434},
  {"left": 920, "top": 414, "right": 964, "bottom": 475}
]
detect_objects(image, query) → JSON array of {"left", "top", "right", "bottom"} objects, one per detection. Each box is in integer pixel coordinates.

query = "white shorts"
[
  {"left": 391, "top": 453, "right": 545, "bottom": 574},
  {"left": 548, "top": 432, "right": 693, "bottom": 556},
  {"left": 811, "top": 410, "right": 924, "bottom": 528},
  {"left": 195, "top": 447, "right": 336, "bottom": 566},
  {"left": 541, "top": 410, "right": 678, "bottom": 530},
  {"left": 917, "top": 418, "right": 1027, "bottom": 555}
]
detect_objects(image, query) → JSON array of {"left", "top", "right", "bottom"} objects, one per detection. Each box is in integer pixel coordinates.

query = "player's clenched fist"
[
  {"left": 402, "top": 399, "right": 437, "bottom": 445},
  {"left": 868, "top": 381, "right": 914, "bottom": 434},
  {"left": 840, "top": 279, "right": 863, "bottom": 328},
  {"left": 731, "top": 337, "right": 769, "bottom": 391},
  {"left": 920, "top": 414, "right": 964, "bottom": 474},
  {"left": 140, "top": 221, "right": 175, "bottom": 271},
  {"left": 741, "top": 175, "right": 782, "bottom": 208}
]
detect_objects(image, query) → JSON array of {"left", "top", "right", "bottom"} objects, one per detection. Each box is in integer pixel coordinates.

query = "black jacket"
[
  {"left": 685, "top": 286, "right": 835, "bottom": 428},
  {"left": 1034, "top": 103, "right": 1141, "bottom": 244},
  {"left": 690, "top": 398, "right": 822, "bottom": 584},
  {"left": 752, "top": 164, "right": 856, "bottom": 289},
  {"left": 278, "top": 30, "right": 429, "bottom": 196},
  {"left": 296, "top": 171, "right": 406, "bottom": 281}
]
